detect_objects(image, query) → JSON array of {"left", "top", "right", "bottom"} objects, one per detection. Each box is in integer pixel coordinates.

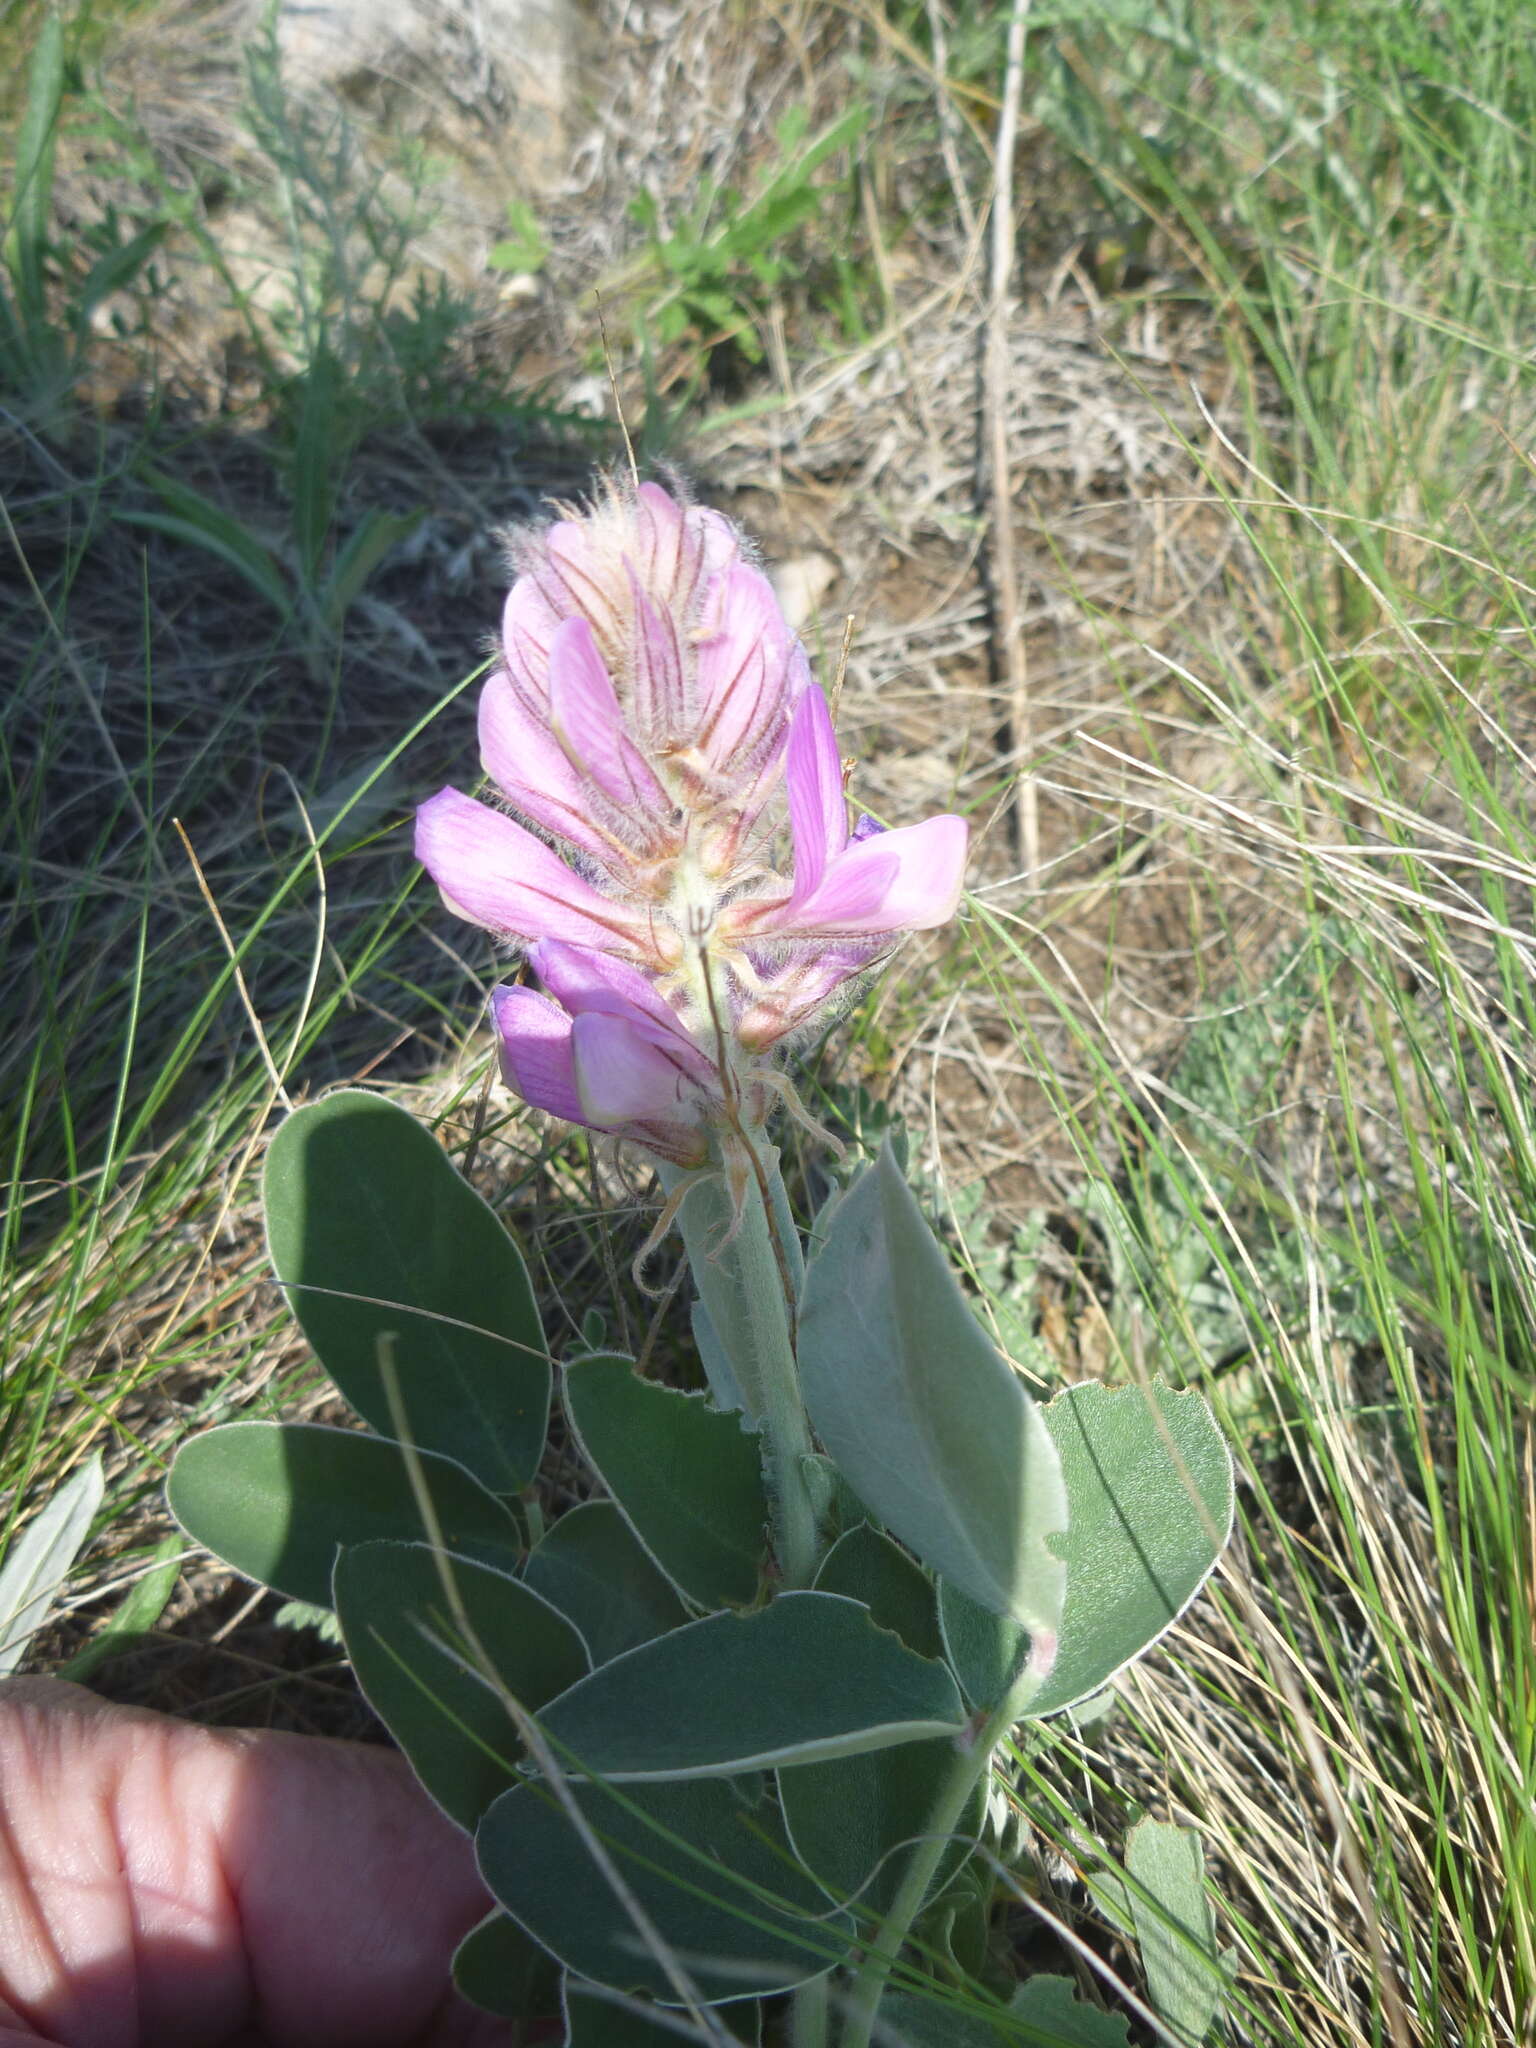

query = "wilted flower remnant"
[{"left": 415, "top": 480, "right": 968, "bottom": 1166}]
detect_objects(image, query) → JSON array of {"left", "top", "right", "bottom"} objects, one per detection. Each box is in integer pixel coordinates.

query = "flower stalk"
[{"left": 661, "top": 1136, "right": 821, "bottom": 1591}]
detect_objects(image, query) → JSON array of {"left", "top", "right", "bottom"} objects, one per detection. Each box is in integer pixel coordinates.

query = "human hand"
[{"left": 0, "top": 1677, "right": 518, "bottom": 2047}]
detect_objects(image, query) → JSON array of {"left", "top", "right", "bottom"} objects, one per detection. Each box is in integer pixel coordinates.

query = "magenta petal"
[
  {"left": 478, "top": 668, "right": 612, "bottom": 858},
  {"left": 784, "top": 686, "right": 848, "bottom": 902},
  {"left": 628, "top": 576, "right": 687, "bottom": 742},
  {"left": 547, "top": 618, "right": 666, "bottom": 812},
  {"left": 490, "top": 985, "right": 584, "bottom": 1123},
  {"left": 792, "top": 813, "right": 968, "bottom": 933},
  {"left": 532, "top": 942, "right": 718, "bottom": 1084},
  {"left": 858, "top": 813, "right": 969, "bottom": 929},
  {"left": 501, "top": 576, "right": 561, "bottom": 696},
  {"left": 414, "top": 788, "right": 650, "bottom": 955},
  {"left": 695, "top": 564, "right": 796, "bottom": 770},
  {"left": 570, "top": 1011, "right": 701, "bottom": 1126}
]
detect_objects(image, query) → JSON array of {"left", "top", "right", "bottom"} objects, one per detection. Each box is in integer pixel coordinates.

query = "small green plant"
[
  {"left": 487, "top": 196, "right": 549, "bottom": 277},
  {"left": 622, "top": 104, "right": 869, "bottom": 368},
  {"left": 168, "top": 484, "right": 1232, "bottom": 2045},
  {"left": 0, "top": 14, "right": 166, "bottom": 424}
]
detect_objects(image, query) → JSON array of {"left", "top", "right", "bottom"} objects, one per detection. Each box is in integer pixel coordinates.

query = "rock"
[{"left": 269, "top": 0, "right": 583, "bottom": 193}]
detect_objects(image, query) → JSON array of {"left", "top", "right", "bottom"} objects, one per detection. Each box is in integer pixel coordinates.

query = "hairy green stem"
[
  {"left": 662, "top": 1138, "right": 820, "bottom": 1589},
  {"left": 838, "top": 1654, "right": 1050, "bottom": 2048}
]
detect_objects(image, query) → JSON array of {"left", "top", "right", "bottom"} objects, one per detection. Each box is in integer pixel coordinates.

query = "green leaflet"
[
  {"left": 264, "top": 1090, "right": 549, "bottom": 1495},
  {"left": 564, "top": 1355, "right": 767, "bottom": 1609},
  {"left": 334, "top": 1541, "right": 587, "bottom": 1829},
  {"left": 535, "top": 1593, "right": 965, "bottom": 1781},
  {"left": 167, "top": 1421, "right": 523, "bottom": 1607},
  {"left": 798, "top": 1150, "right": 1068, "bottom": 1633}
]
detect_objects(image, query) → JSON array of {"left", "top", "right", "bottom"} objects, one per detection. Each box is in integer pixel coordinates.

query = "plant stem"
[
  {"left": 790, "top": 1973, "right": 831, "bottom": 2048},
  {"left": 837, "top": 1657, "right": 1048, "bottom": 2048},
  {"left": 663, "top": 1138, "right": 820, "bottom": 1589}
]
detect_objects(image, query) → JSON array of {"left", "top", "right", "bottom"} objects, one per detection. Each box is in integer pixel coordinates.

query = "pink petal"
[
  {"left": 859, "top": 813, "right": 969, "bottom": 929},
  {"left": 694, "top": 564, "right": 798, "bottom": 771},
  {"left": 478, "top": 668, "right": 612, "bottom": 859},
  {"left": 775, "top": 844, "right": 900, "bottom": 931},
  {"left": 634, "top": 483, "right": 687, "bottom": 606},
  {"left": 532, "top": 942, "right": 719, "bottom": 1086},
  {"left": 627, "top": 575, "right": 688, "bottom": 743},
  {"left": 490, "top": 985, "right": 584, "bottom": 1123},
  {"left": 728, "top": 813, "right": 969, "bottom": 940},
  {"left": 545, "top": 520, "right": 622, "bottom": 643},
  {"left": 547, "top": 618, "right": 667, "bottom": 813},
  {"left": 570, "top": 1011, "right": 703, "bottom": 1126},
  {"left": 415, "top": 788, "right": 655, "bottom": 956},
  {"left": 501, "top": 576, "right": 561, "bottom": 698},
  {"left": 784, "top": 686, "right": 848, "bottom": 902},
  {"left": 531, "top": 941, "right": 681, "bottom": 1033}
]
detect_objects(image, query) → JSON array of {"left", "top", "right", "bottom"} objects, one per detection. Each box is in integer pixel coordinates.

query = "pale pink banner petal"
[{"left": 695, "top": 564, "right": 796, "bottom": 772}]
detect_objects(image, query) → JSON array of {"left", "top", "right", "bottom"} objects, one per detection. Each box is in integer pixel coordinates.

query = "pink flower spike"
[
  {"left": 490, "top": 985, "right": 584, "bottom": 1123},
  {"left": 546, "top": 617, "right": 668, "bottom": 813},
  {"left": 784, "top": 686, "right": 849, "bottom": 903},
  {"left": 414, "top": 788, "right": 661, "bottom": 959}
]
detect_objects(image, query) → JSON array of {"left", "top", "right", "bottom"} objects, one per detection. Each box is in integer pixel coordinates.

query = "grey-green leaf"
[
  {"left": 335, "top": 1541, "right": 587, "bottom": 1829},
  {"left": 564, "top": 1982, "right": 762, "bottom": 2043},
  {"left": 523, "top": 1502, "right": 688, "bottom": 1666},
  {"left": 452, "top": 1910, "right": 559, "bottom": 2021},
  {"left": 0, "top": 1455, "right": 104, "bottom": 1676},
  {"left": 779, "top": 1737, "right": 983, "bottom": 1923},
  {"left": 782, "top": 1522, "right": 979, "bottom": 1918},
  {"left": 1009, "top": 1976, "right": 1133, "bottom": 2045},
  {"left": 264, "top": 1090, "right": 549, "bottom": 1496},
  {"left": 478, "top": 1774, "right": 850, "bottom": 2004},
  {"left": 1026, "top": 1383, "right": 1233, "bottom": 1718},
  {"left": 536, "top": 1593, "right": 966, "bottom": 1781},
  {"left": 937, "top": 1577, "right": 1029, "bottom": 1712},
  {"left": 167, "top": 1421, "right": 523, "bottom": 1607},
  {"left": 564, "top": 1355, "right": 767, "bottom": 1609},
  {"left": 1125, "top": 1820, "right": 1225, "bottom": 2043},
  {"left": 799, "top": 1150, "right": 1067, "bottom": 1632},
  {"left": 814, "top": 1523, "right": 943, "bottom": 1661}
]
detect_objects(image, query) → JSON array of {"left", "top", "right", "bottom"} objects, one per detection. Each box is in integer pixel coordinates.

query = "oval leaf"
[
  {"left": 779, "top": 1737, "right": 983, "bottom": 1924},
  {"left": 1025, "top": 1382, "right": 1233, "bottom": 1718},
  {"left": 535, "top": 1592, "right": 965, "bottom": 1781},
  {"left": 564, "top": 1354, "right": 768, "bottom": 1610},
  {"left": 168, "top": 1421, "right": 524, "bottom": 1607},
  {"left": 478, "top": 1774, "right": 850, "bottom": 2004},
  {"left": 523, "top": 1502, "right": 688, "bottom": 1666},
  {"left": 814, "top": 1522, "right": 943, "bottom": 1661},
  {"left": 335, "top": 1541, "right": 587, "bottom": 1829},
  {"left": 264, "top": 1091, "right": 550, "bottom": 1495},
  {"left": 1124, "top": 1819, "right": 1225, "bottom": 2043},
  {"left": 452, "top": 1910, "right": 559, "bottom": 2023},
  {"left": 783, "top": 1527, "right": 977, "bottom": 1915},
  {"left": 564, "top": 1982, "right": 762, "bottom": 2043},
  {"left": 799, "top": 1150, "right": 1068, "bottom": 1633}
]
